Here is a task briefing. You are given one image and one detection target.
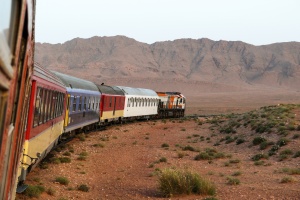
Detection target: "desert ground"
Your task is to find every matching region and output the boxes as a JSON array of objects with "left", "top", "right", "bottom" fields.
[{"left": 17, "top": 91, "right": 300, "bottom": 200}]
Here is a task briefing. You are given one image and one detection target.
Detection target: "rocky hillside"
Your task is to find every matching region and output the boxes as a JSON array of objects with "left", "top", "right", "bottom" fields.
[{"left": 35, "top": 36, "right": 300, "bottom": 94}]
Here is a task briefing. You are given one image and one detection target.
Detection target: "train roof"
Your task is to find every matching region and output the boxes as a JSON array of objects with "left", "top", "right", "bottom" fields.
[
  {"left": 115, "top": 86, "right": 158, "bottom": 97},
  {"left": 156, "top": 92, "right": 185, "bottom": 98},
  {"left": 51, "top": 71, "right": 99, "bottom": 91},
  {"left": 34, "top": 63, "right": 65, "bottom": 89},
  {"left": 96, "top": 84, "right": 124, "bottom": 95}
]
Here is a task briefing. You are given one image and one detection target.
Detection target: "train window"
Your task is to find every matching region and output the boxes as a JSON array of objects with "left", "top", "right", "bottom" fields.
[
  {"left": 131, "top": 98, "right": 134, "bottom": 107},
  {"left": 55, "top": 92, "right": 59, "bottom": 117},
  {"left": 53, "top": 92, "right": 59, "bottom": 118},
  {"left": 0, "top": 0, "right": 13, "bottom": 74},
  {"left": 51, "top": 92, "right": 56, "bottom": 118},
  {"left": 0, "top": 0, "right": 12, "bottom": 42},
  {"left": 88, "top": 97, "right": 91, "bottom": 110},
  {"left": 33, "top": 87, "right": 41, "bottom": 127},
  {"left": 72, "top": 96, "right": 76, "bottom": 112},
  {"left": 92, "top": 97, "right": 95, "bottom": 110},
  {"left": 78, "top": 96, "right": 82, "bottom": 111},
  {"left": 95, "top": 98, "right": 99, "bottom": 110},
  {"left": 57, "top": 93, "right": 61, "bottom": 116},
  {"left": 52, "top": 92, "right": 56, "bottom": 118},
  {"left": 47, "top": 91, "right": 52, "bottom": 120},
  {"left": 127, "top": 98, "right": 130, "bottom": 107},
  {"left": 38, "top": 88, "right": 45, "bottom": 125},
  {"left": 54, "top": 92, "right": 59, "bottom": 117},
  {"left": 59, "top": 93, "right": 64, "bottom": 116},
  {"left": 43, "top": 90, "right": 49, "bottom": 122},
  {"left": 60, "top": 93, "right": 64, "bottom": 115},
  {"left": 83, "top": 97, "right": 86, "bottom": 110},
  {"left": 109, "top": 97, "right": 112, "bottom": 107}
]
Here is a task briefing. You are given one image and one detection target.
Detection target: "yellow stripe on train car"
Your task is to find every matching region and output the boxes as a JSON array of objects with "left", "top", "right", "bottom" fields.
[
  {"left": 101, "top": 110, "right": 124, "bottom": 120},
  {"left": 64, "top": 94, "right": 70, "bottom": 127},
  {"left": 21, "top": 120, "right": 64, "bottom": 171}
]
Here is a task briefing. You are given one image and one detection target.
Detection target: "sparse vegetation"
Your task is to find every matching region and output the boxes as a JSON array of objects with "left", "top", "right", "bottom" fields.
[
  {"left": 92, "top": 143, "right": 104, "bottom": 148},
  {"left": 182, "top": 145, "right": 196, "bottom": 152},
  {"left": 236, "top": 138, "right": 245, "bottom": 145},
  {"left": 254, "top": 160, "right": 265, "bottom": 166},
  {"left": 232, "top": 171, "right": 242, "bottom": 176},
  {"left": 293, "top": 134, "right": 300, "bottom": 139},
  {"left": 158, "top": 168, "right": 216, "bottom": 197},
  {"left": 59, "top": 157, "right": 71, "bottom": 163},
  {"left": 78, "top": 184, "right": 90, "bottom": 192},
  {"left": 63, "top": 151, "right": 71, "bottom": 156},
  {"left": 229, "top": 159, "right": 240, "bottom": 164},
  {"left": 293, "top": 151, "right": 300, "bottom": 158},
  {"left": 227, "top": 177, "right": 240, "bottom": 185},
  {"left": 24, "top": 185, "right": 45, "bottom": 198},
  {"left": 159, "top": 157, "right": 167, "bottom": 163},
  {"left": 161, "top": 143, "right": 169, "bottom": 148},
  {"left": 55, "top": 177, "right": 69, "bottom": 185},
  {"left": 177, "top": 151, "right": 185, "bottom": 158},
  {"left": 280, "top": 168, "right": 300, "bottom": 175},
  {"left": 251, "top": 153, "right": 268, "bottom": 161},
  {"left": 194, "top": 148, "right": 225, "bottom": 161},
  {"left": 280, "top": 176, "right": 296, "bottom": 183},
  {"left": 47, "top": 187, "right": 55, "bottom": 196},
  {"left": 252, "top": 137, "right": 267, "bottom": 145},
  {"left": 277, "top": 138, "right": 290, "bottom": 147}
]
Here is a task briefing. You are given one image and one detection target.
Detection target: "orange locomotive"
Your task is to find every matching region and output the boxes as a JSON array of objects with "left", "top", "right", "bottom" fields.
[
  {"left": 0, "top": 0, "right": 35, "bottom": 199},
  {"left": 156, "top": 92, "right": 186, "bottom": 118}
]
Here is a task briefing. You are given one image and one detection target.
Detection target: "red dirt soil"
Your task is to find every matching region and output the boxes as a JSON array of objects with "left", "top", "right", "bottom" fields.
[{"left": 17, "top": 116, "right": 300, "bottom": 200}]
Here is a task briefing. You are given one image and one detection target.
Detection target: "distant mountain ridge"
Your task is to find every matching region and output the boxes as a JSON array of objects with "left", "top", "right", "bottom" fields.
[{"left": 35, "top": 36, "right": 300, "bottom": 95}]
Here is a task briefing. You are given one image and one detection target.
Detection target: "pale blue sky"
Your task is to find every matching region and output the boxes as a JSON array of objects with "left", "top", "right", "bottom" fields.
[{"left": 35, "top": 0, "right": 300, "bottom": 45}]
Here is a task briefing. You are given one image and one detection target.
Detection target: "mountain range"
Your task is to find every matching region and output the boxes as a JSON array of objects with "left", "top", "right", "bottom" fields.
[{"left": 35, "top": 36, "right": 300, "bottom": 96}]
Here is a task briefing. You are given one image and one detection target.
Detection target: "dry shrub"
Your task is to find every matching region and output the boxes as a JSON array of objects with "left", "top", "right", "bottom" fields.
[{"left": 158, "top": 168, "right": 216, "bottom": 197}]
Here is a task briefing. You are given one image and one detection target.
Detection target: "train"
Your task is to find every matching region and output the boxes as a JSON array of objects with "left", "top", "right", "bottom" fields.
[
  {"left": 0, "top": 0, "right": 185, "bottom": 199},
  {"left": 18, "top": 62, "right": 186, "bottom": 190}
]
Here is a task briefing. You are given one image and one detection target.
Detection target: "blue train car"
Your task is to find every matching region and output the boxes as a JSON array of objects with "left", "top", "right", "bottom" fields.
[{"left": 52, "top": 71, "right": 101, "bottom": 133}]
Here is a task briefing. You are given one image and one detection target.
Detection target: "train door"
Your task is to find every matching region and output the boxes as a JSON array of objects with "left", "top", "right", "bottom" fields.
[{"left": 64, "top": 94, "right": 70, "bottom": 127}]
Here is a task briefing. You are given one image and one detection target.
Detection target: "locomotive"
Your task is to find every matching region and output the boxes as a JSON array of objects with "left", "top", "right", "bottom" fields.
[{"left": 0, "top": 0, "right": 185, "bottom": 198}]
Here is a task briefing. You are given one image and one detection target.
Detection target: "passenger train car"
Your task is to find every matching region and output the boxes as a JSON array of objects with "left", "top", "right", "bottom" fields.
[
  {"left": 117, "top": 86, "right": 159, "bottom": 120},
  {"left": 52, "top": 71, "right": 101, "bottom": 133},
  {"left": 97, "top": 84, "right": 125, "bottom": 124},
  {"left": 0, "top": 0, "right": 35, "bottom": 199},
  {"left": 19, "top": 63, "right": 66, "bottom": 185}
]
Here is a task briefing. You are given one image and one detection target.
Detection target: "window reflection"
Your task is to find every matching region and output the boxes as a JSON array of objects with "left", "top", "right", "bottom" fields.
[{"left": 0, "top": 0, "right": 12, "bottom": 43}]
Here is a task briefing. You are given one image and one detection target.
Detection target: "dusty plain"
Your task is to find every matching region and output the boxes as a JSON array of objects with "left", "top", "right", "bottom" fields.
[{"left": 17, "top": 91, "right": 300, "bottom": 200}]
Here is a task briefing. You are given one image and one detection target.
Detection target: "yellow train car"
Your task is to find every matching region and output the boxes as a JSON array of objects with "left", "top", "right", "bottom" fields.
[{"left": 18, "top": 63, "right": 66, "bottom": 189}]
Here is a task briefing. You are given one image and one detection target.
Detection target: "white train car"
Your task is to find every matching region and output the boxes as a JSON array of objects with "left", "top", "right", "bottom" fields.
[{"left": 116, "top": 86, "right": 159, "bottom": 119}]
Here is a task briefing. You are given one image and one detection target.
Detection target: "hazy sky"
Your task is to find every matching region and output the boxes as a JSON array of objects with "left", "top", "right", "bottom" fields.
[{"left": 35, "top": 0, "right": 300, "bottom": 46}]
